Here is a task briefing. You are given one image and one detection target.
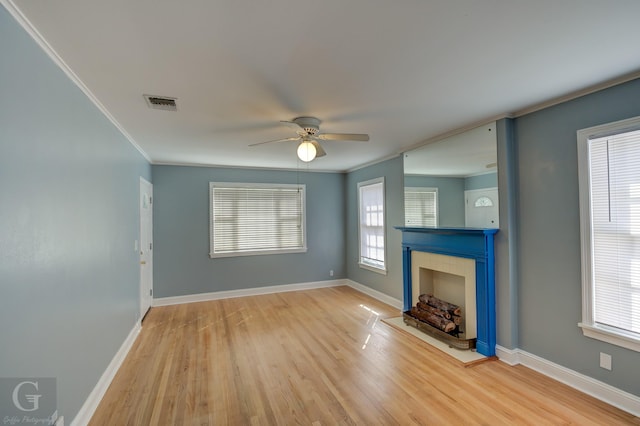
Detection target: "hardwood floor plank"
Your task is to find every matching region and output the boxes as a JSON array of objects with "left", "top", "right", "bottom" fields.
[{"left": 90, "top": 286, "right": 640, "bottom": 425}]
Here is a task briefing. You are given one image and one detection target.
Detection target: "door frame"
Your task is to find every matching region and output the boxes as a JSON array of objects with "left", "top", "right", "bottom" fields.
[
  {"left": 464, "top": 187, "right": 499, "bottom": 228},
  {"left": 139, "top": 177, "right": 153, "bottom": 321}
]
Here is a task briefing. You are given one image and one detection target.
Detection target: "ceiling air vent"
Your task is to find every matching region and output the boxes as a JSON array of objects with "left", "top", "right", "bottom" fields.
[{"left": 144, "top": 94, "right": 177, "bottom": 111}]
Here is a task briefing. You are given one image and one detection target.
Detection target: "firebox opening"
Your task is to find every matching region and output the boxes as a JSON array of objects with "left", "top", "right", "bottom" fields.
[
  {"left": 410, "top": 251, "right": 477, "bottom": 341},
  {"left": 418, "top": 269, "right": 467, "bottom": 337}
]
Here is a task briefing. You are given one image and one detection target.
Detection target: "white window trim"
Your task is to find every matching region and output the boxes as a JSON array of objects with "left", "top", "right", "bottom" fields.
[
  {"left": 404, "top": 186, "right": 439, "bottom": 227},
  {"left": 209, "top": 182, "right": 307, "bottom": 258},
  {"left": 357, "top": 177, "right": 387, "bottom": 275},
  {"left": 577, "top": 115, "right": 640, "bottom": 353}
]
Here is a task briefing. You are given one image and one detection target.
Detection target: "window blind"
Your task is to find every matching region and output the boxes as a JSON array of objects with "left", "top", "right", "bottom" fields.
[
  {"left": 589, "top": 129, "right": 640, "bottom": 335},
  {"left": 359, "top": 179, "right": 385, "bottom": 270},
  {"left": 404, "top": 187, "right": 437, "bottom": 226},
  {"left": 210, "top": 183, "right": 306, "bottom": 257}
]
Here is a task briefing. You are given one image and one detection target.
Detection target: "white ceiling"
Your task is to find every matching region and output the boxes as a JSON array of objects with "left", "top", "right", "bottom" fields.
[{"left": 8, "top": 0, "right": 640, "bottom": 172}]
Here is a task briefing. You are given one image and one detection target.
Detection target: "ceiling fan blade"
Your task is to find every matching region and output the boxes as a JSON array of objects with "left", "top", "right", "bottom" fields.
[
  {"left": 317, "top": 133, "right": 369, "bottom": 142},
  {"left": 248, "top": 136, "right": 300, "bottom": 147},
  {"left": 311, "top": 140, "right": 326, "bottom": 157}
]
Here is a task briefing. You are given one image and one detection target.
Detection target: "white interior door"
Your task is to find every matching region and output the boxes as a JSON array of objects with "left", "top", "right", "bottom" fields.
[
  {"left": 140, "top": 177, "right": 153, "bottom": 320},
  {"left": 465, "top": 187, "right": 499, "bottom": 228}
]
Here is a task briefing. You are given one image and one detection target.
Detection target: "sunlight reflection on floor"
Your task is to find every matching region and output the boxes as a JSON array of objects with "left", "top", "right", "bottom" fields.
[{"left": 359, "top": 304, "right": 380, "bottom": 349}]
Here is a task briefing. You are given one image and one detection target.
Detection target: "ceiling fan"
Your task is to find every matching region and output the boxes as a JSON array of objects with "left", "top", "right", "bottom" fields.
[{"left": 249, "top": 116, "right": 370, "bottom": 162}]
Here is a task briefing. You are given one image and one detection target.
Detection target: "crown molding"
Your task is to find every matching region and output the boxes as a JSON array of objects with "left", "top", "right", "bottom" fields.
[
  {"left": 512, "top": 70, "right": 640, "bottom": 118},
  {"left": 152, "top": 160, "right": 344, "bottom": 174},
  {"left": 1, "top": 0, "right": 151, "bottom": 163},
  {"left": 345, "top": 152, "right": 403, "bottom": 173}
]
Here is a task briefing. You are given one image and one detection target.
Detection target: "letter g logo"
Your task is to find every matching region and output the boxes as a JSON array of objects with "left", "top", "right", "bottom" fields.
[{"left": 12, "top": 381, "right": 41, "bottom": 412}]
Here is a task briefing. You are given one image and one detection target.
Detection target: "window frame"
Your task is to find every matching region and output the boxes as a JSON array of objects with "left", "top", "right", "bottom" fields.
[
  {"left": 209, "top": 182, "right": 307, "bottom": 258},
  {"left": 357, "top": 177, "right": 387, "bottom": 274},
  {"left": 577, "top": 115, "right": 640, "bottom": 353},
  {"left": 404, "top": 186, "right": 438, "bottom": 227}
]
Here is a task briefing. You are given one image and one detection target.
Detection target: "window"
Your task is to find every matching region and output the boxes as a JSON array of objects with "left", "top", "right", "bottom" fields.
[
  {"left": 405, "top": 187, "right": 438, "bottom": 226},
  {"left": 210, "top": 182, "right": 306, "bottom": 258},
  {"left": 577, "top": 116, "right": 640, "bottom": 352},
  {"left": 358, "top": 177, "right": 386, "bottom": 273},
  {"left": 474, "top": 196, "right": 494, "bottom": 207}
]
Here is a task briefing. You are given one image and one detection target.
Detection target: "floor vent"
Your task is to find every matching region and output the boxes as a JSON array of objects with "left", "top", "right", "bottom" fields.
[{"left": 144, "top": 94, "right": 177, "bottom": 111}]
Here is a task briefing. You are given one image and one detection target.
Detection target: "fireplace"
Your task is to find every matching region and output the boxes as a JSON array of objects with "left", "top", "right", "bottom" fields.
[
  {"left": 411, "top": 251, "right": 476, "bottom": 341},
  {"left": 396, "top": 227, "right": 497, "bottom": 356}
]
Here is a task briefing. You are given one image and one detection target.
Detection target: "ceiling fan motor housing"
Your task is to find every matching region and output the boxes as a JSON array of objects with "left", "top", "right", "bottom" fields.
[{"left": 293, "top": 116, "right": 321, "bottom": 135}]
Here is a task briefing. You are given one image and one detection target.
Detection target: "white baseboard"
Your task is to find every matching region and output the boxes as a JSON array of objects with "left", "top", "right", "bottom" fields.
[
  {"left": 495, "top": 344, "right": 520, "bottom": 366},
  {"left": 344, "top": 279, "right": 403, "bottom": 311},
  {"left": 152, "top": 279, "right": 404, "bottom": 311},
  {"left": 71, "top": 321, "right": 141, "bottom": 426},
  {"left": 496, "top": 345, "right": 640, "bottom": 417},
  {"left": 152, "top": 279, "right": 346, "bottom": 307}
]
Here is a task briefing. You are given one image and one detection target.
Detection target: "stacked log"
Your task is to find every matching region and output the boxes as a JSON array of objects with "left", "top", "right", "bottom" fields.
[
  {"left": 410, "top": 306, "right": 456, "bottom": 333},
  {"left": 410, "top": 294, "right": 462, "bottom": 334},
  {"left": 418, "top": 294, "right": 461, "bottom": 316},
  {"left": 416, "top": 302, "right": 450, "bottom": 319}
]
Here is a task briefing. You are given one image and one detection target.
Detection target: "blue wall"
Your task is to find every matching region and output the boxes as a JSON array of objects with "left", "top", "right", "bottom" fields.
[
  {"left": 465, "top": 172, "right": 497, "bottom": 190},
  {"left": 495, "top": 118, "right": 519, "bottom": 350},
  {"left": 0, "top": 6, "right": 151, "bottom": 422},
  {"left": 346, "top": 157, "right": 404, "bottom": 300},
  {"left": 152, "top": 165, "right": 345, "bottom": 297},
  {"left": 153, "top": 156, "right": 405, "bottom": 304},
  {"left": 514, "top": 78, "right": 640, "bottom": 396}
]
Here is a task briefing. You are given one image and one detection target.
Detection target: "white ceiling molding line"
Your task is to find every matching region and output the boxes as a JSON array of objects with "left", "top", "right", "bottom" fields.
[
  {"left": 1, "top": 0, "right": 152, "bottom": 163},
  {"left": 397, "top": 113, "right": 511, "bottom": 159},
  {"left": 512, "top": 69, "right": 640, "bottom": 118},
  {"left": 152, "top": 160, "right": 342, "bottom": 174},
  {"left": 344, "top": 152, "right": 404, "bottom": 174}
]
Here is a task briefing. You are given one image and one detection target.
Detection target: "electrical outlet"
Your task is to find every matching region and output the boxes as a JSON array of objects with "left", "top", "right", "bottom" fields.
[
  {"left": 330, "top": 270, "right": 334, "bottom": 277},
  {"left": 600, "top": 352, "right": 612, "bottom": 370}
]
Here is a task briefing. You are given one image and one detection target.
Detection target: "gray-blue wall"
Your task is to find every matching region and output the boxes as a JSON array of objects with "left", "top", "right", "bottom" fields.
[
  {"left": 514, "top": 78, "right": 640, "bottom": 396},
  {"left": 152, "top": 165, "right": 345, "bottom": 297},
  {"left": 154, "top": 156, "right": 405, "bottom": 304},
  {"left": 0, "top": 6, "right": 151, "bottom": 422},
  {"left": 404, "top": 175, "right": 465, "bottom": 227},
  {"left": 346, "top": 157, "right": 404, "bottom": 300},
  {"left": 465, "top": 172, "right": 497, "bottom": 190},
  {"left": 496, "top": 118, "right": 518, "bottom": 350}
]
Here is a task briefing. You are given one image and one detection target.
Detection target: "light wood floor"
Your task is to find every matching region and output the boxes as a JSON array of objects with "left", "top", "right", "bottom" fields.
[{"left": 90, "top": 286, "right": 640, "bottom": 425}]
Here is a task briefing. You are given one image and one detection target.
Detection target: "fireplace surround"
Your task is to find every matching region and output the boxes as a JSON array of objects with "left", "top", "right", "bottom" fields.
[{"left": 396, "top": 227, "right": 498, "bottom": 356}]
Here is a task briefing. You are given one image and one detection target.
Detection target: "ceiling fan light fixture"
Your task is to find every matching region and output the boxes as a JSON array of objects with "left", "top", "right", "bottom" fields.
[
  {"left": 297, "top": 141, "right": 317, "bottom": 162},
  {"left": 250, "top": 116, "right": 369, "bottom": 162}
]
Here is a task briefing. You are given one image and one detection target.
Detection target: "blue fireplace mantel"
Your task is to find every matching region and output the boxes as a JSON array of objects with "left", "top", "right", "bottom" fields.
[{"left": 395, "top": 227, "right": 498, "bottom": 356}]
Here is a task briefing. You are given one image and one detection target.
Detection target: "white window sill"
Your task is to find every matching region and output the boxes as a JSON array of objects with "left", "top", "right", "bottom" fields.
[
  {"left": 210, "top": 247, "right": 307, "bottom": 258},
  {"left": 358, "top": 262, "right": 387, "bottom": 275},
  {"left": 578, "top": 322, "right": 640, "bottom": 353}
]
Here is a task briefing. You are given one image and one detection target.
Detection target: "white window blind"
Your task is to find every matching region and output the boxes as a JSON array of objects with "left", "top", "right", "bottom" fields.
[
  {"left": 358, "top": 178, "right": 386, "bottom": 272},
  {"left": 589, "top": 130, "right": 640, "bottom": 336},
  {"left": 209, "top": 183, "right": 306, "bottom": 258},
  {"left": 405, "top": 187, "right": 438, "bottom": 226}
]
